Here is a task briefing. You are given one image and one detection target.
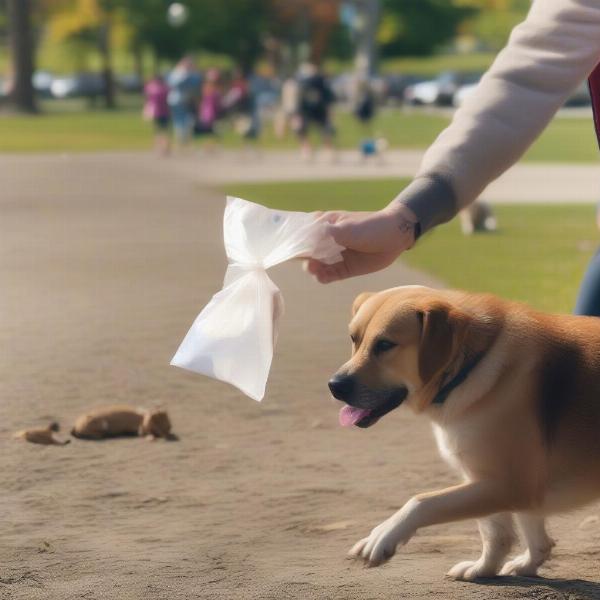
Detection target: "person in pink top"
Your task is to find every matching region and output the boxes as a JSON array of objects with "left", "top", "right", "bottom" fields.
[{"left": 143, "top": 75, "right": 171, "bottom": 156}]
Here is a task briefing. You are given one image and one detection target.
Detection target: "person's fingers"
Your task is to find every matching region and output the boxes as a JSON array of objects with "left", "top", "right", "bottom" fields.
[
  {"left": 304, "top": 258, "right": 321, "bottom": 275},
  {"left": 326, "top": 219, "right": 361, "bottom": 249},
  {"left": 318, "top": 211, "right": 345, "bottom": 225},
  {"left": 309, "top": 258, "right": 351, "bottom": 284}
]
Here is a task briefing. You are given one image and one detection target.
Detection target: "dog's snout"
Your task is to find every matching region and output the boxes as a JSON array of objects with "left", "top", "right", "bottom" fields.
[{"left": 328, "top": 374, "right": 355, "bottom": 400}]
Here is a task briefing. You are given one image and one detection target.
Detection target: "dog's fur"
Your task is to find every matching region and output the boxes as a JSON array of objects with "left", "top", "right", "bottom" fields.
[
  {"left": 71, "top": 405, "right": 173, "bottom": 440},
  {"left": 330, "top": 285, "right": 600, "bottom": 579},
  {"left": 15, "top": 422, "right": 70, "bottom": 445}
]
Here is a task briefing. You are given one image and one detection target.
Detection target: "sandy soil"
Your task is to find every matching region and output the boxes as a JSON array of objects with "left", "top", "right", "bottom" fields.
[{"left": 1, "top": 154, "right": 599, "bottom": 600}]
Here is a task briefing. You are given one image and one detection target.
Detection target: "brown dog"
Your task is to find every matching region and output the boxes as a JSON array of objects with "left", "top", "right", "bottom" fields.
[
  {"left": 15, "top": 422, "right": 70, "bottom": 445},
  {"left": 71, "top": 405, "right": 173, "bottom": 440},
  {"left": 329, "top": 285, "right": 600, "bottom": 579}
]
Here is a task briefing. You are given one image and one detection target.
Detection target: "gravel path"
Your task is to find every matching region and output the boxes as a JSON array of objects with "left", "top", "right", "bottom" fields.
[{"left": 1, "top": 153, "right": 599, "bottom": 599}]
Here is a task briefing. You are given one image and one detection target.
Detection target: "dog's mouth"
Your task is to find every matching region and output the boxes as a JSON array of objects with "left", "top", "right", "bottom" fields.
[{"left": 338, "top": 388, "right": 407, "bottom": 428}]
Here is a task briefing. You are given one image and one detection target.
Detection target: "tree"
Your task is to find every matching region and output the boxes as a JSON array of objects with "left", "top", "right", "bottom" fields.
[
  {"left": 47, "top": 0, "right": 118, "bottom": 108},
  {"left": 457, "top": 0, "right": 529, "bottom": 50},
  {"left": 6, "top": 0, "right": 37, "bottom": 112},
  {"left": 378, "top": 0, "right": 476, "bottom": 57},
  {"left": 271, "top": 0, "right": 343, "bottom": 67},
  {"left": 120, "top": 0, "right": 194, "bottom": 67}
]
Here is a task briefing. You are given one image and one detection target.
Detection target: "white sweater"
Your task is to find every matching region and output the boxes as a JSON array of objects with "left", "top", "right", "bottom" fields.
[{"left": 398, "top": 0, "right": 600, "bottom": 233}]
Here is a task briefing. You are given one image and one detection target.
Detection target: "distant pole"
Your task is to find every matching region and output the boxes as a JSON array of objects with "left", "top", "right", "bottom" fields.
[
  {"left": 98, "top": 20, "right": 116, "bottom": 109},
  {"left": 353, "top": 0, "right": 380, "bottom": 76},
  {"left": 6, "top": 0, "right": 37, "bottom": 113}
]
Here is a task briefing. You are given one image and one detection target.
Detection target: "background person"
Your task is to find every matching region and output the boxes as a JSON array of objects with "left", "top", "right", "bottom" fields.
[
  {"left": 274, "top": 74, "right": 299, "bottom": 139},
  {"left": 223, "top": 69, "right": 262, "bottom": 150},
  {"left": 196, "top": 68, "right": 222, "bottom": 152},
  {"left": 167, "top": 56, "right": 201, "bottom": 148},
  {"left": 142, "top": 74, "right": 171, "bottom": 156},
  {"left": 574, "top": 202, "right": 600, "bottom": 316},
  {"left": 296, "top": 63, "right": 336, "bottom": 160},
  {"left": 307, "top": 0, "right": 600, "bottom": 313}
]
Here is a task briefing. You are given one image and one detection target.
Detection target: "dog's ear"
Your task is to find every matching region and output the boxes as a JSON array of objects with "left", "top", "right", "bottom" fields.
[
  {"left": 352, "top": 292, "right": 375, "bottom": 316},
  {"left": 416, "top": 303, "right": 468, "bottom": 410}
]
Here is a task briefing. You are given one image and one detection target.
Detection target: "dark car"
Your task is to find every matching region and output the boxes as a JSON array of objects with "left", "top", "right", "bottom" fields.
[
  {"left": 383, "top": 74, "right": 426, "bottom": 105},
  {"left": 50, "top": 73, "right": 105, "bottom": 99},
  {"left": 116, "top": 73, "right": 143, "bottom": 94}
]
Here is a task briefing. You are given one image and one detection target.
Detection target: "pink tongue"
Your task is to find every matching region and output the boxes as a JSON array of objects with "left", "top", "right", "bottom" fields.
[{"left": 339, "top": 405, "right": 372, "bottom": 427}]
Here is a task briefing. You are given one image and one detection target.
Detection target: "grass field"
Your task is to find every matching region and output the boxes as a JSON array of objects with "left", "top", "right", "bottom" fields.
[
  {"left": 226, "top": 178, "right": 598, "bottom": 314},
  {"left": 1, "top": 101, "right": 597, "bottom": 161}
]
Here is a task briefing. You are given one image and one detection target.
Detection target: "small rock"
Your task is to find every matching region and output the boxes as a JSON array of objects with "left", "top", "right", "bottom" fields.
[
  {"left": 313, "top": 520, "right": 356, "bottom": 532},
  {"left": 578, "top": 515, "right": 599, "bottom": 529}
]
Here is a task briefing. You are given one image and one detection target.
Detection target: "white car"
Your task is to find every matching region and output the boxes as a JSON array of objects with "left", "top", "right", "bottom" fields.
[
  {"left": 403, "top": 79, "right": 440, "bottom": 106},
  {"left": 453, "top": 83, "right": 478, "bottom": 107}
]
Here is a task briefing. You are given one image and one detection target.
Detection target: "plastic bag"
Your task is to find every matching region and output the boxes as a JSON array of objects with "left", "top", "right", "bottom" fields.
[{"left": 171, "top": 196, "right": 343, "bottom": 400}]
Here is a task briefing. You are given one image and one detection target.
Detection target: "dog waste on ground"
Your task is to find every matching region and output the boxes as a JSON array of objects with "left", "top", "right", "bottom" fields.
[{"left": 171, "top": 196, "right": 343, "bottom": 400}]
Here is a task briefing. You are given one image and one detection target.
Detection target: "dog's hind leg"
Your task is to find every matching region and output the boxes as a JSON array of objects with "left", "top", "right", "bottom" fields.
[
  {"left": 447, "top": 512, "right": 516, "bottom": 581},
  {"left": 499, "top": 513, "right": 554, "bottom": 576}
]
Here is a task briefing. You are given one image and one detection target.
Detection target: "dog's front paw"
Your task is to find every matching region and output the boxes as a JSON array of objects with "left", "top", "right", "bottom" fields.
[
  {"left": 348, "top": 518, "right": 414, "bottom": 567},
  {"left": 446, "top": 559, "right": 498, "bottom": 581}
]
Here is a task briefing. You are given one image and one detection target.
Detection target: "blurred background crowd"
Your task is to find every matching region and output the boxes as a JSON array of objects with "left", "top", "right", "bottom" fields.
[{"left": 5, "top": 0, "right": 588, "bottom": 160}]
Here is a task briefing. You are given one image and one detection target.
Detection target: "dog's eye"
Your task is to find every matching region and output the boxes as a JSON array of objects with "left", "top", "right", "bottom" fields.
[{"left": 373, "top": 339, "right": 397, "bottom": 355}]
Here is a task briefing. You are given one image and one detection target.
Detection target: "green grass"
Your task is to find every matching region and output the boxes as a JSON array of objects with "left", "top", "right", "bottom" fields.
[
  {"left": 0, "top": 101, "right": 597, "bottom": 161},
  {"left": 380, "top": 52, "right": 497, "bottom": 76},
  {"left": 226, "top": 178, "right": 598, "bottom": 314},
  {"left": 0, "top": 103, "right": 150, "bottom": 152}
]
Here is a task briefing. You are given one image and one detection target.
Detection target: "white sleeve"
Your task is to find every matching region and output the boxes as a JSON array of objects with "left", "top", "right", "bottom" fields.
[{"left": 398, "top": 0, "right": 600, "bottom": 233}]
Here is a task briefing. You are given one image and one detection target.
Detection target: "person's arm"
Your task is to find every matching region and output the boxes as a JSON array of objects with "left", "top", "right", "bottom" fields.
[
  {"left": 400, "top": 0, "right": 600, "bottom": 233},
  {"left": 309, "top": 0, "right": 600, "bottom": 283}
]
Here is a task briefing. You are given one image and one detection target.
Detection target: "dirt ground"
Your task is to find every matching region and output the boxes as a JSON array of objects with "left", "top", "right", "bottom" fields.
[{"left": 1, "top": 154, "right": 599, "bottom": 600}]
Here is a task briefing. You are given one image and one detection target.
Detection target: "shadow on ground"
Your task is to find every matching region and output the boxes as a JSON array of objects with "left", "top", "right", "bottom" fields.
[{"left": 477, "top": 575, "right": 600, "bottom": 600}]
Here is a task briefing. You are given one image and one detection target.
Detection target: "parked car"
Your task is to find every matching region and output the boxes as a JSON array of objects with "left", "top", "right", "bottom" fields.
[
  {"left": 0, "top": 76, "right": 9, "bottom": 98},
  {"left": 454, "top": 77, "right": 591, "bottom": 108},
  {"left": 116, "top": 73, "right": 143, "bottom": 94},
  {"left": 50, "top": 73, "right": 105, "bottom": 99},
  {"left": 33, "top": 71, "right": 54, "bottom": 98},
  {"left": 331, "top": 72, "right": 386, "bottom": 104},
  {"left": 383, "top": 74, "right": 426, "bottom": 105},
  {"left": 405, "top": 71, "right": 482, "bottom": 106}
]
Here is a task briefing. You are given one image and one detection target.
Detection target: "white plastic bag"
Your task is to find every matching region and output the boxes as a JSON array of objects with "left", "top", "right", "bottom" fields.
[{"left": 171, "top": 196, "right": 343, "bottom": 400}]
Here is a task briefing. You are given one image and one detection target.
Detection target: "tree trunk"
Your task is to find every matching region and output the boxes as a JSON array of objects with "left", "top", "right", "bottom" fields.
[
  {"left": 6, "top": 0, "right": 37, "bottom": 113},
  {"left": 98, "top": 21, "right": 116, "bottom": 109},
  {"left": 354, "top": 0, "right": 380, "bottom": 76},
  {"left": 132, "top": 42, "right": 144, "bottom": 83}
]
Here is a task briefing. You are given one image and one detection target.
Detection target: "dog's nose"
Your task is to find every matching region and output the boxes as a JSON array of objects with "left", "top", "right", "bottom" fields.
[{"left": 328, "top": 374, "right": 355, "bottom": 400}]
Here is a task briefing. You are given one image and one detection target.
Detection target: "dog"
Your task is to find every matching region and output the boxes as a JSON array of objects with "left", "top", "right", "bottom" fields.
[
  {"left": 71, "top": 405, "right": 174, "bottom": 440},
  {"left": 329, "top": 285, "right": 600, "bottom": 579},
  {"left": 459, "top": 200, "right": 497, "bottom": 235},
  {"left": 15, "top": 422, "right": 70, "bottom": 445}
]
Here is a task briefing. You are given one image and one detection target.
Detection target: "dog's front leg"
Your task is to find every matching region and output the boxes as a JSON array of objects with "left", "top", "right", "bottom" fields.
[{"left": 349, "top": 480, "right": 517, "bottom": 568}]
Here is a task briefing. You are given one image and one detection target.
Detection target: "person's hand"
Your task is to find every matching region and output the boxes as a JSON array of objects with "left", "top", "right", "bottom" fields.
[{"left": 307, "top": 203, "right": 418, "bottom": 283}]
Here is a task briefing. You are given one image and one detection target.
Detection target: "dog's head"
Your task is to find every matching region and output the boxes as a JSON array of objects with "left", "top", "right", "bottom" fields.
[
  {"left": 329, "top": 286, "right": 474, "bottom": 428},
  {"left": 141, "top": 409, "right": 173, "bottom": 438}
]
